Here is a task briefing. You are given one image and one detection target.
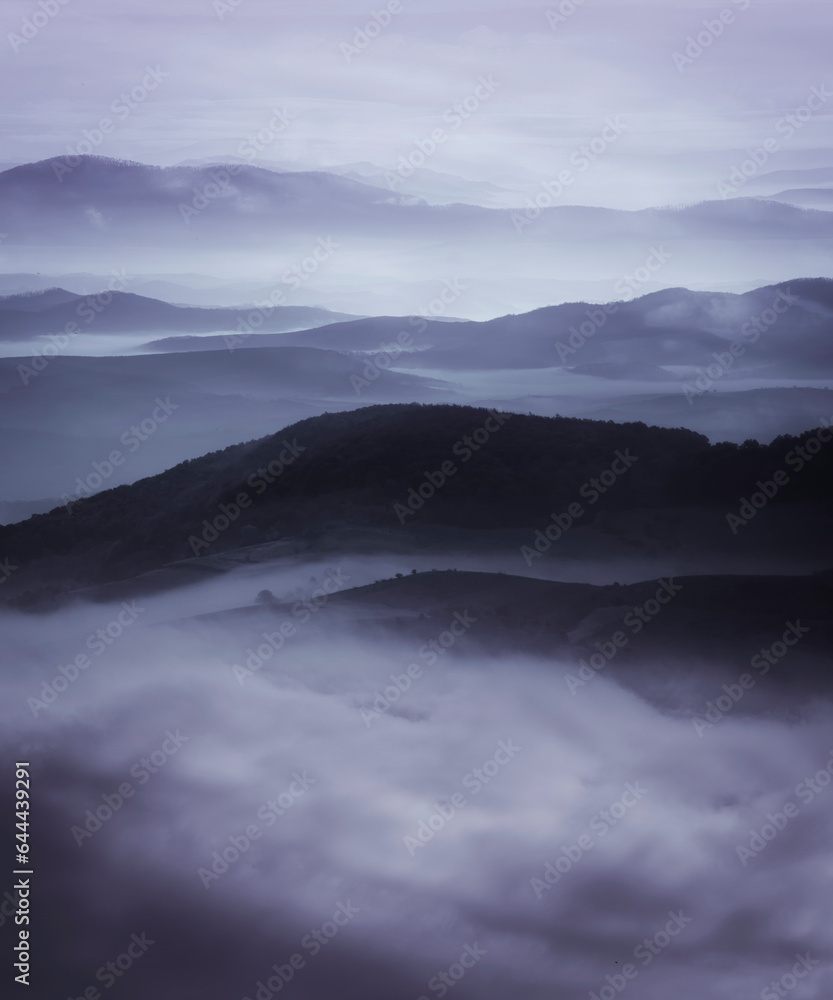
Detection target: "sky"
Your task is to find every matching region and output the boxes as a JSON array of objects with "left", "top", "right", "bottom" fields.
[
  {"left": 2, "top": 0, "right": 833, "bottom": 208},
  {"left": 1, "top": 6, "right": 833, "bottom": 994}
]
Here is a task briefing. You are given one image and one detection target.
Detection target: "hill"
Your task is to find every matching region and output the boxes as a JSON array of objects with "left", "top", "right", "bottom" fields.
[
  {"left": 1, "top": 403, "right": 831, "bottom": 605},
  {"left": 144, "top": 279, "right": 833, "bottom": 377},
  {"left": 3, "top": 157, "right": 832, "bottom": 249},
  {"left": 0, "top": 289, "right": 355, "bottom": 341}
]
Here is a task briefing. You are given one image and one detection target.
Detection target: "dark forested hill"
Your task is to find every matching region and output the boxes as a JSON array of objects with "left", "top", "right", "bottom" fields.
[{"left": 1, "top": 403, "right": 831, "bottom": 604}]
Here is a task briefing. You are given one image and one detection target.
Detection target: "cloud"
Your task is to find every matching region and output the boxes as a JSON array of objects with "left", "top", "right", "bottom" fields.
[
  {"left": 2, "top": 1, "right": 832, "bottom": 209},
  {"left": 2, "top": 591, "right": 832, "bottom": 998}
]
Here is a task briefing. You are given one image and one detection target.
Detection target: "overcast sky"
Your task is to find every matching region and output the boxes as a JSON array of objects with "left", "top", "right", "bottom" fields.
[{"left": 2, "top": 0, "right": 832, "bottom": 207}]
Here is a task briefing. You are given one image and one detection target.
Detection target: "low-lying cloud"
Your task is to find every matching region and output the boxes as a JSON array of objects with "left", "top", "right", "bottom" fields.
[{"left": 2, "top": 584, "right": 831, "bottom": 999}]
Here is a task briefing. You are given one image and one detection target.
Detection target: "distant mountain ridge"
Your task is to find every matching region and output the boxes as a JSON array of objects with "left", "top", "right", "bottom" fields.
[
  {"left": 2, "top": 156, "right": 832, "bottom": 249},
  {"left": 0, "top": 347, "right": 449, "bottom": 500},
  {"left": 0, "top": 289, "right": 357, "bottom": 340},
  {"left": 3, "top": 278, "right": 831, "bottom": 381},
  {"left": 0, "top": 287, "right": 81, "bottom": 312},
  {"left": 143, "top": 278, "right": 833, "bottom": 376},
  {"left": 176, "top": 155, "right": 510, "bottom": 207}
]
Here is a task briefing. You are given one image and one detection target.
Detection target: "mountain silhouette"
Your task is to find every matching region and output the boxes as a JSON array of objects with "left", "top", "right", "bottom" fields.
[{"left": 2, "top": 403, "right": 831, "bottom": 606}]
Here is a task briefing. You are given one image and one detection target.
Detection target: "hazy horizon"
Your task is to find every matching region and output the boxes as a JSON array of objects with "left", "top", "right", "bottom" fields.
[{"left": 2, "top": 2, "right": 832, "bottom": 998}]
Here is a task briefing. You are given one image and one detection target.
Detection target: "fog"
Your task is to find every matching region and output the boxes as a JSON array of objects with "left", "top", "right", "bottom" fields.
[
  {"left": 4, "top": 0, "right": 833, "bottom": 216},
  {"left": 3, "top": 1, "right": 832, "bottom": 995},
  {"left": 3, "top": 574, "right": 832, "bottom": 999}
]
